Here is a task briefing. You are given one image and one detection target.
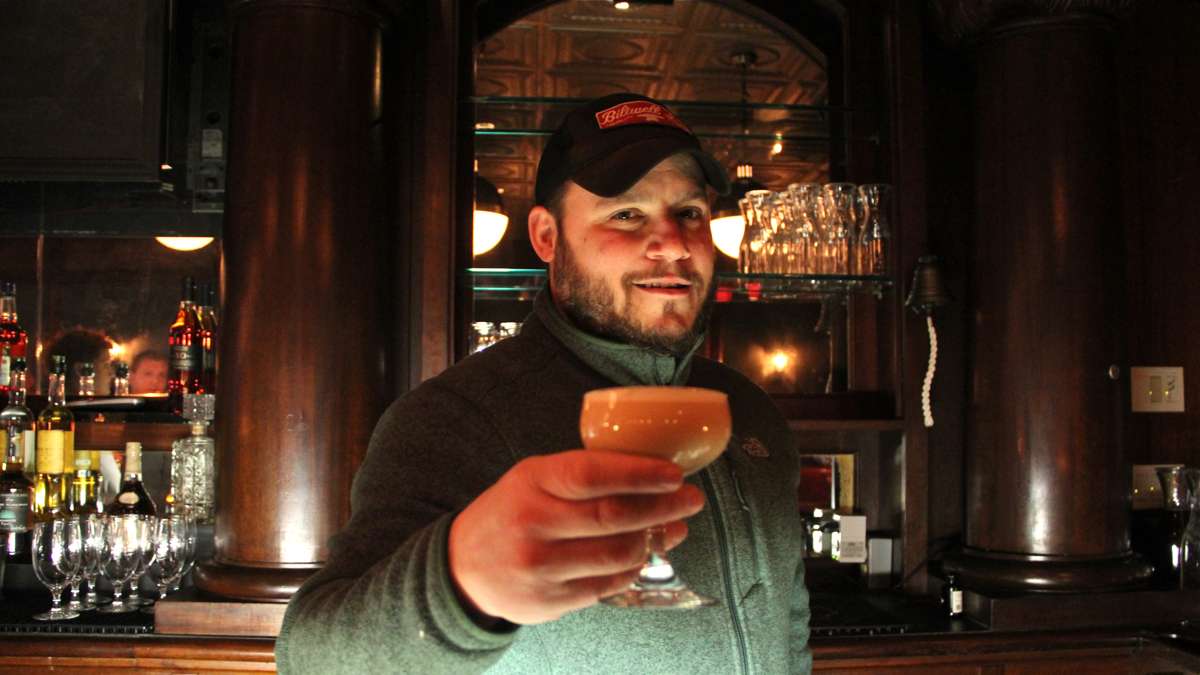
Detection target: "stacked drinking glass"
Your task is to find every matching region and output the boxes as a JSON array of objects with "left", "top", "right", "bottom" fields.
[
  {"left": 736, "top": 183, "right": 893, "bottom": 277},
  {"left": 29, "top": 512, "right": 196, "bottom": 621}
]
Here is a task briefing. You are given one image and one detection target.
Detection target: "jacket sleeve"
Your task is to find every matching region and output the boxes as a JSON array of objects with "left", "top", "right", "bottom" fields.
[
  {"left": 789, "top": 556, "right": 813, "bottom": 674},
  {"left": 275, "top": 385, "right": 518, "bottom": 674}
]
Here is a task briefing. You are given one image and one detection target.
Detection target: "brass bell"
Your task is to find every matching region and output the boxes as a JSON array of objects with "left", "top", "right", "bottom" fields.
[{"left": 905, "top": 255, "right": 951, "bottom": 314}]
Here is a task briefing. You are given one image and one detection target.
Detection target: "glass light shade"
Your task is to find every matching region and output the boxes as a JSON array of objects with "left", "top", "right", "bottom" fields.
[
  {"left": 473, "top": 210, "right": 509, "bottom": 256},
  {"left": 710, "top": 214, "right": 745, "bottom": 259},
  {"left": 155, "top": 237, "right": 214, "bottom": 252}
]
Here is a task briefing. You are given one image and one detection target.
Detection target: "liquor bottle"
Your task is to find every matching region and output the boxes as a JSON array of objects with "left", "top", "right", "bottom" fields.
[
  {"left": 0, "top": 346, "right": 9, "bottom": 401},
  {"left": 65, "top": 452, "right": 100, "bottom": 516},
  {"left": 0, "top": 283, "right": 28, "bottom": 395},
  {"left": 108, "top": 442, "right": 157, "bottom": 516},
  {"left": 78, "top": 362, "right": 96, "bottom": 397},
  {"left": 168, "top": 277, "right": 204, "bottom": 414},
  {"left": 0, "top": 366, "right": 34, "bottom": 562},
  {"left": 198, "top": 282, "right": 218, "bottom": 395},
  {"left": 942, "top": 574, "right": 963, "bottom": 617},
  {"left": 111, "top": 360, "right": 130, "bottom": 396},
  {"left": 0, "top": 359, "right": 34, "bottom": 478},
  {"left": 34, "top": 356, "right": 73, "bottom": 519},
  {"left": 171, "top": 393, "right": 216, "bottom": 522}
]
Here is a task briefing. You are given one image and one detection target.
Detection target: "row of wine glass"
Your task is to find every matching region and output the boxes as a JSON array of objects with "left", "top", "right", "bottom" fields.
[
  {"left": 28, "top": 513, "right": 196, "bottom": 621},
  {"left": 738, "top": 183, "right": 892, "bottom": 277}
]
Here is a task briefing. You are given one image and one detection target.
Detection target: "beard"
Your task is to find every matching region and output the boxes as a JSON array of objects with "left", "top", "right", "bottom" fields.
[{"left": 551, "top": 236, "right": 715, "bottom": 356}]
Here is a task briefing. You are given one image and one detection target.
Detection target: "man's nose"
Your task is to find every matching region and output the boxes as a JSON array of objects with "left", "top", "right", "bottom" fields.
[{"left": 645, "top": 215, "right": 691, "bottom": 262}]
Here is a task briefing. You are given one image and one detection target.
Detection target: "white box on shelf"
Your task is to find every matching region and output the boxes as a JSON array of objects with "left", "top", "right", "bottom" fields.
[{"left": 831, "top": 514, "right": 867, "bottom": 563}]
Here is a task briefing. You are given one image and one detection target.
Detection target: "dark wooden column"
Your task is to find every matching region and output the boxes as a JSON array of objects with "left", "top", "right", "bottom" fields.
[
  {"left": 931, "top": 0, "right": 1150, "bottom": 592},
  {"left": 194, "top": 0, "right": 391, "bottom": 601}
]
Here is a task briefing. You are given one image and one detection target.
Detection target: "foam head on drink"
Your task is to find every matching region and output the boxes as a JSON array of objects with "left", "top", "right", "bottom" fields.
[{"left": 579, "top": 386, "right": 732, "bottom": 475}]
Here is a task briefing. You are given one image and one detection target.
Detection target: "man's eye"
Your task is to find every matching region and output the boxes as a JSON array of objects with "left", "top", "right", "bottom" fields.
[
  {"left": 678, "top": 207, "right": 706, "bottom": 223},
  {"left": 611, "top": 210, "right": 640, "bottom": 223}
]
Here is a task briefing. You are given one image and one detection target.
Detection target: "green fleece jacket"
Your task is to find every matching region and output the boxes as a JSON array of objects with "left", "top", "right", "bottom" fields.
[{"left": 275, "top": 291, "right": 812, "bottom": 674}]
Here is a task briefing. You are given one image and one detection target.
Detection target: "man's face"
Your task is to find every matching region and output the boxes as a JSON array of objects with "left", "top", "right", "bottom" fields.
[
  {"left": 130, "top": 358, "right": 168, "bottom": 394},
  {"left": 542, "top": 153, "right": 716, "bottom": 355}
]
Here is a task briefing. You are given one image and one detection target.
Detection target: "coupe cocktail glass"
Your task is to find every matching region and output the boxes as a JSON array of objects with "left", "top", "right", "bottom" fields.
[{"left": 579, "top": 386, "right": 731, "bottom": 609}]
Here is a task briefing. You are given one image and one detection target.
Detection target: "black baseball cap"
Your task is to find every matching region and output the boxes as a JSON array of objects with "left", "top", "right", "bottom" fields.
[{"left": 534, "top": 93, "right": 730, "bottom": 205}]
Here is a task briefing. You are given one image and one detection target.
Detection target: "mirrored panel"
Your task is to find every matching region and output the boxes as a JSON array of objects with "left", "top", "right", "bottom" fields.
[{"left": 0, "top": 236, "right": 219, "bottom": 396}]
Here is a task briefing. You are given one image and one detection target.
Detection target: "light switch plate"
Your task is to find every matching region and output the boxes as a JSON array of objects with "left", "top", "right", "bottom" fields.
[{"left": 1131, "top": 367, "right": 1185, "bottom": 412}]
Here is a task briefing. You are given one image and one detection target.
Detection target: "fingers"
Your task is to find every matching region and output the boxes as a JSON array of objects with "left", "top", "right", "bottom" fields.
[
  {"left": 527, "top": 484, "right": 704, "bottom": 539},
  {"left": 524, "top": 451, "right": 683, "bottom": 500},
  {"left": 533, "top": 521, "right": 690, "bottom": 582}
]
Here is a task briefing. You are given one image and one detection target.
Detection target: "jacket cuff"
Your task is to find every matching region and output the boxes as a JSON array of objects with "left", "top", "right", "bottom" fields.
[{"left": 426, "top": 512, "right": 520, "bottom": 651}]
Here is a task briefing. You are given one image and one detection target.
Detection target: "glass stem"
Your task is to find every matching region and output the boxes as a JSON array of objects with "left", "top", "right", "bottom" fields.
[
  {"left": 50, "top": 587, "right": 63, "bottom": 611},
  {"left": 637, "top": 525, "right": 678, "bottom": 586}
]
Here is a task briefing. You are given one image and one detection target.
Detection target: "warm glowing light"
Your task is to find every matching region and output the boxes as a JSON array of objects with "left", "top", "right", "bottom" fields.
[
  {"left": 755, "top": 345, "right": 799, "bottom": 381},
  {"left": 473, "top": 210, "right": 509, "bottom": 256},
  {"left": 160, "top": 163, "right": 173, "bottom": 171},
  {"left": 109, "top": 342, "right": 125, "bottom": 360},
  {"left": 614, "top": 0, "right": 631, "bottom": 8},
  {"left": 155, "top": 236, "right": 215, "bottom": 252},
  {"left": 770, "top": 133, "right": 784, "bottom": 157},
  {"left": 710, "top": 214, "right": 745, "bottom": 259}
]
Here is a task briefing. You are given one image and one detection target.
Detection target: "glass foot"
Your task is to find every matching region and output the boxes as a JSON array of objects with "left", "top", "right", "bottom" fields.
[
  {"left": 33, "top": 608, "right": 80, "bottom": 621},
  {"left": 67, "top": 600, "right": 97, "bottom": 612},
  {"left": 97, "top": 600, "right": 136, "bottom": 614},
  {"left": 601, "top": 580, "right": 717, "bottom": 609}
]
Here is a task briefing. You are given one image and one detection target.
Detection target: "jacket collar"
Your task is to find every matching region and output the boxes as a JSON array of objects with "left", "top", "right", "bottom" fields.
[{"left": 530, "top": 286, "right": 702, "bottom": 386}]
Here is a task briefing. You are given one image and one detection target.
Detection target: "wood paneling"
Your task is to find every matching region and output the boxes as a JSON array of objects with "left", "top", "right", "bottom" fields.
[
  {"left": 812, "top": 630, "right": 1200, "bottom": 674},
  {"left": 75, "top": 422, "right": 190, "bottom": 452},
  {"left": 0, "top": 1, "right": 165, "bottom": 181},
  {"left": 154, "top": 597, "right": 287, "bottom": 637},
  {"left": 0, "top": 636, "right": 276, "bottom": 674},
  {"left": 1121, "top": 1, "right": 1200, "bottom": 467}
]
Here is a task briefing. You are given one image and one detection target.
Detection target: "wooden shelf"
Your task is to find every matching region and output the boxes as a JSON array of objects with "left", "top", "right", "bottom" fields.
[
  {"left": 154, "top": 597, "right": 287, "bottom": 638},
  {"left": 75, "top": 422, "right": 192, "bottom": 452}
]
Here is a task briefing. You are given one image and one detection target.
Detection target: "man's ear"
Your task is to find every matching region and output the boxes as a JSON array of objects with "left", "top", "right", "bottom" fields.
[{"left": 528, "top": 205, "right": 557, "bottom": 264}]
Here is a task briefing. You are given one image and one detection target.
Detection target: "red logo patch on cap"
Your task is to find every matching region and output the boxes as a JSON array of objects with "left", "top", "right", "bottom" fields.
[{"left": 594, "top": 100, "right": 692, "bottom": 134}]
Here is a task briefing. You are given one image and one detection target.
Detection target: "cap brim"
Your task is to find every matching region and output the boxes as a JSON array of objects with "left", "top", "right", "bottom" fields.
[{"left": 571, "top": 136, "right": 731, "bottom": 198}]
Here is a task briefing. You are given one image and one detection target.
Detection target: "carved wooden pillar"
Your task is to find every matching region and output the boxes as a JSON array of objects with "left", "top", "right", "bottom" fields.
[
  {"left": 194, "top": 0, "right": 391, "bottom": 601},
  {"left": 931, "top": 0, "right": 1151, "bottom": 592}
]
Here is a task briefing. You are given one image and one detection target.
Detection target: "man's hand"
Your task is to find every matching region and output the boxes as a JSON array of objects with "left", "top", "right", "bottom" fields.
[{"left": 448, "top": 450, "right": 705, "bottom": 625}]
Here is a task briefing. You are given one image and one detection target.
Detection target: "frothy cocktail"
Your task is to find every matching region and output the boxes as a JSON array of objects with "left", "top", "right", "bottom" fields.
[{"left": 580, "top": 386, "right": 731, "bottom": 475}]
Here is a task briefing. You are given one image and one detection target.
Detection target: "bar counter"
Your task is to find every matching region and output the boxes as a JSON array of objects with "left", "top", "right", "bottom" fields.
[
  {"left": 4, "top": 620, "right": 1200, "bottom": 673},
  {"left": 3, "top": 589, "right": 1200, "bottom": 673}
]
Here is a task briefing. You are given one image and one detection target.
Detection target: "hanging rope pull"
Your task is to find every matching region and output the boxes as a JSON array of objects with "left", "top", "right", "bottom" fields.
[{"left": 922, "top": 314, "right": 937, "bottom": 428}]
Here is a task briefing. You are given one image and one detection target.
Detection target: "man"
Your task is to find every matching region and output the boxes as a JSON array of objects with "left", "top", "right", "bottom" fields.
[
  {"left": 276, "top": 93, "right": 811, "bottom": 674},
  {"left": 128, "top": 350, "right": 168, "bottom": 394}
]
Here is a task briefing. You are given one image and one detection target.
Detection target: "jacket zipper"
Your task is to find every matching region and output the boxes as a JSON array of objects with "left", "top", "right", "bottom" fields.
[{"left": 702, "top": 468, "right": 750, "bottom": 674}]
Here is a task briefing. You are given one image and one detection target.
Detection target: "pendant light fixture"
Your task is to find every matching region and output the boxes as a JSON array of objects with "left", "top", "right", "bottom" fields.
[
  {"left": 473, "top": 160, "right": 509, "bottom": 257},
  {"left": 710, "top": 49, "right": 766, "bottom": 259}
]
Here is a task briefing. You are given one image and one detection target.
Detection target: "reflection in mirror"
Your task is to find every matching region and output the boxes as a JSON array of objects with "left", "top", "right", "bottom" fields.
[
  {"left": 473, "top": 0, "right": 831, "bottom": 269},
  {"left": 0, "top": 237, "right": 219, "bottom": 396}
]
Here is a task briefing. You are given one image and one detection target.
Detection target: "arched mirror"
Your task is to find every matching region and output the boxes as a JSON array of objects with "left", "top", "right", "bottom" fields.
[{"left": 466, "top": 0, "right": 893, "bottom": 413}]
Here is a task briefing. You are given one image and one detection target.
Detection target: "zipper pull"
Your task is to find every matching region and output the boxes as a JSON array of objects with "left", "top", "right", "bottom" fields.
[{"left": 729, "top": 462, "right": 751, "bottom": 513}]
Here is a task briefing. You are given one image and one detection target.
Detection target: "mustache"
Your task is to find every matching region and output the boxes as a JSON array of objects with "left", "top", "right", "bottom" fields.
[{"left": 622, "top": 264, "right": 706, "bottom": 287}]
